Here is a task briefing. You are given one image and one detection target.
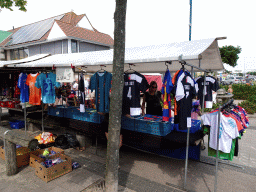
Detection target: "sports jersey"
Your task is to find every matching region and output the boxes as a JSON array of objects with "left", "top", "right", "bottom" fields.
[
  {"left": 195, "top": 75, "right": 219, "bottom": 108},
  {"left": 18, "top": 73, "right": 29, "bottom": 103},
  {"left": 202, "top": 111, "right": 239, "bottom": 153},
  {"left": 122, "top": 71, "right": 149, "bottom": 116},
  {"left": 175, "top": 72, "right": 197, "bottom": 130},
  {"left": 161, "top": 69, "right": 173, "bottom": 122},
  {"left": 35, "top": 72, "right": 60, "bottom": 104},
  {"left": 26, "top": 73, "right": 41, "bottom": 105},
  {"left": 89, "top": 71, "right": 112, "bottom": 113}
]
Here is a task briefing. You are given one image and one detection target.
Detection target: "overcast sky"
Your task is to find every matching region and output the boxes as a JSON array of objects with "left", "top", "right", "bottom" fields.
[{"left": 1, "top": 0, "right": 255, "bottom": 72}]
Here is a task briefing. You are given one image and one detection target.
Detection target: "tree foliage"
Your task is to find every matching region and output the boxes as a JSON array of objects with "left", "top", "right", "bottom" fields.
[
  {"left": 219, "top": 45, "right": 242, "bottom": 67},
  {"left": 0, "top": 0, "right": 27, "bottom": 11}
]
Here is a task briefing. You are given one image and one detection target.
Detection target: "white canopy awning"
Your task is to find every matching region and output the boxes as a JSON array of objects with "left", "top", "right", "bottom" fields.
[
  {"left": 0, "top": 54, "right": 50, "bottom": 68},
  {"left": 4, "top": 38, "right": 224, "bottom": 73}
]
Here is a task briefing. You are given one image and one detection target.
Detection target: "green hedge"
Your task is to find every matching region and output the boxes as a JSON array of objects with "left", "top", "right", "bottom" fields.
[
  {"left": 220, "top": 84, "right": 256, "bottom": 100},
  {"left": 219, "top": 84, "right": 256, "bottom": 114}
]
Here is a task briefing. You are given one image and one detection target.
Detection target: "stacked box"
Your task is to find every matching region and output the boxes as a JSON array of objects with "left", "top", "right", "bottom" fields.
[
  {"left": 48, "top": 106, "right": 65, "bottom": 117},
  {"left": 9, "top": 120, "right": 25, "bottom": 129},
  {"left": 173, "top": 119, "right": 201, "bottom": 133},
  {"left": 0, "top": 101, "right": 8, "bottom": 107},
  {"left": 34, "top": 153, "right": 72, "bottom": 182},
  {"left": 64, "top": 107, "right": 104, "bottom": 124},
  {"left": 86, "top": 109, "right": 104, "bottom": 124},
  {"left": 134, "top": 117, "right": 173, "bottom": 136},
  {"left": 7, "top": 101, "right": 15, "bottom": 108},
  {"left": 30, "top": 147, "right": 64, "bottom": 168},
  {"left": 0, "top": 146, "right": 30, "bottom": 167},
  {"left": 63, "top": 106, "right": 79, "bottom": 119},
  {"left": 121, "top": 116, "right": 136, "bottom": 131}
]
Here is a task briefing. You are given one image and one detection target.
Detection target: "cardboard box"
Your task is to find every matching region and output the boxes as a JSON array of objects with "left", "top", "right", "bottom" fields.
[
  {"left": 0, "top": 146, "right": 30, "bottom": 167},
  {"left": 34, "top": 154, "right": 72, "bottom": 182},
  {"left": 30, "top": 147, "right": 64, "bottom": 168},
  {"left": 0, "top": 146, "right": 5, "bottom": 160}
]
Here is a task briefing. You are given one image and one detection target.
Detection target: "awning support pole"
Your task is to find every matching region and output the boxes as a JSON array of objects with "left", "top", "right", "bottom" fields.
[
  {"left": 24, "top": 102, "right": 27, "bottom": 137},
  {"left": 42, "top": 102, "right": 44, "bottom": 133},
  {"left": 214, "top": 105, "right": 221, "bottom": 192},
  {"left": 184, "top": 127, "right": 190, "bottom": 189}
]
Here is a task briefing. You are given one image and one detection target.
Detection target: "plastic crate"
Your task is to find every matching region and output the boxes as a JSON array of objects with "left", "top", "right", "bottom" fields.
[
  {"left": 0, "top": 101, "right": 8, "bottom": 107},
  {"left": 87, "top": 110, "right": 104, "bottom": 124},
  {"left": 174, "top": 119, "right": 201, "bottom": 133},
  {"left": 48, "top": 106, "right": 65, "bottom": 117},
  {"left": 9, "top": 120, "right": 25, "bottom": 129},
  {"left": 64, "top": 106, "right": 81, "bottom": 120},
  {"left": 7, "top": 101, "right": 15, "bottom": 108},
  {"left": 134, "top": 116, "right": 173, "bottom": 136},
  {"left": 121, "top": 116, "right": 136, "bottom": 131}
]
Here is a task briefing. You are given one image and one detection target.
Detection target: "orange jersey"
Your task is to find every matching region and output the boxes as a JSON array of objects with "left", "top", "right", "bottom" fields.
[{"left": 26, "top": 73, "right": 41, "bottom": 105}]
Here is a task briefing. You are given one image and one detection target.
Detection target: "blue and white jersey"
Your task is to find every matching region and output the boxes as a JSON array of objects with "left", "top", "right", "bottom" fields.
[
  {"left": 18, "top": 73, "right": 29, "bottom": 103},
  {"left": 35, "top": 73, "right": 60, "bottom": 104}
]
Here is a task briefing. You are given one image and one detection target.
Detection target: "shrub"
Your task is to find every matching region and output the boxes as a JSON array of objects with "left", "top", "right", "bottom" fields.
[
  {"left": 238, "top": 100, "right": 256, "bottom": 114},
  {"left": 248, "top": 95, "right": 256, "bottom": 104}
]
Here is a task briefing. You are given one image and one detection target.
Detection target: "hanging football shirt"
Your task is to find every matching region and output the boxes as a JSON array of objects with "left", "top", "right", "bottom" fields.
[
  {"left": 161, "top": 69, "right": 173, "bottom": 122},
  {"left": 175, "top": 72, "right": 197, "bottom": 130},
  {"left": 122, "top": 71, "right": 149, "bottom": 116},
  {"left": 26, "top": 73, "right": 41, "bottom": 105},
  {"left": 18, "top": 73, "right": 29, "bottom": 103},
  {"left": 89, "top": 71, "right": 112, "bottom": 113},
  {"left": 195, "top": 75, "right": 219, "bottom": 108},
  {"left": 35, "top": 72, "right": 60, "bottom": 104}
]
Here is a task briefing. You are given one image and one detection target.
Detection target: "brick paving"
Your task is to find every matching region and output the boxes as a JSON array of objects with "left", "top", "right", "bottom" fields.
[{"left": 0, "top": 103, "right": 256, "bottom": 192}]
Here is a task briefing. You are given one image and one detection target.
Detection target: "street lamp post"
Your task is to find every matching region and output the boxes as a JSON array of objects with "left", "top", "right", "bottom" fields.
[{"left": 189, "top": 0, "right": 192, "bottom": 41}]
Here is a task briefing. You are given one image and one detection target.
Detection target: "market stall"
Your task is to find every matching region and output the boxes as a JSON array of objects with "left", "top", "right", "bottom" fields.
[{"left": 1, "top": 37, "right": 228, "bottom": 188}]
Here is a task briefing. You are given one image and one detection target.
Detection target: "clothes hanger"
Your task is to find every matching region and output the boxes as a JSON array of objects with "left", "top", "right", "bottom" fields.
[
  {"left": 125, "top": 64, "right": 136, "bottom": 73},
  {"left": 165, "top": 61, "right": 172, "bottom": 71},
  {"left": 97, "top": 65, "right": 106, "bottom": 73}
]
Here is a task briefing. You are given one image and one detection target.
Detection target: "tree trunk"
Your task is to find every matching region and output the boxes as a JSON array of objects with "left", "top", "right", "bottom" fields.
[{"left": 105, "top": 0, "right": 127, "bottom": 191}]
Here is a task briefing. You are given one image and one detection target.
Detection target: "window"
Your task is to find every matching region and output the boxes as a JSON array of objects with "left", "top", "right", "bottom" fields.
[
  {"left": 10, "top": 48, "right": 29, "bottom": 60},
  {"left": 71, "top": 40, "right": 77, "bottom": 53}
]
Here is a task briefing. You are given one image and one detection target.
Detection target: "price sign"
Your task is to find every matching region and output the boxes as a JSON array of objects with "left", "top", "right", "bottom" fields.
[{"left": 56, "top": 67, "right": 74, "bottom": 83}]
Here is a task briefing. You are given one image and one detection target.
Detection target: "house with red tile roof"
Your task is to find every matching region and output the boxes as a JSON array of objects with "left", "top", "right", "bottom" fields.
[{"left": 0, "top": 11, "right": 114, "bottom": 61}]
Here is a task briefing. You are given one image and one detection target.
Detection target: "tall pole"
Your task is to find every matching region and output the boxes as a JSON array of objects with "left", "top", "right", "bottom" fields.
[{"left": 189, "top": 0, "right": 192, "bottom": 41}]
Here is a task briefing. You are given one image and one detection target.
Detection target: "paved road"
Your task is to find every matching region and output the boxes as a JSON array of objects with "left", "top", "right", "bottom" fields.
[{"left": 0, "top": 104, "right": 255, "bottom": 192}]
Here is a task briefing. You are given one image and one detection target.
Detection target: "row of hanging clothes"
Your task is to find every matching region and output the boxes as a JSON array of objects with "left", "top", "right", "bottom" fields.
[
  {"left": 83, "top": 64, "right": 149, "bottom": 117},
  {"left": 201, "top": 99, "right": 249, "bottom": 160},
  {"left": 17, "top": 71, "right": 60, "bottom": 105}
]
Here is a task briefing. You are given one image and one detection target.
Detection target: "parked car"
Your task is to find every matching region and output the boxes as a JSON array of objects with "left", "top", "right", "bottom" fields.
[
  {"left": 235, "top": 76, "right": 246, "bottom": 84},
  {"left": 222, "top": 76, "right": 242, "bottom": 85}
]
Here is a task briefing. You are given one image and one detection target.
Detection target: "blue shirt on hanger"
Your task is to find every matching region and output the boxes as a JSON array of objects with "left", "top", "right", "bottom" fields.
[
  {"left": 18, "top": 73, "right": 29, "bottom": 103},
  {"left": 35, "top": 72, "right": 60, "bottom": 104}
]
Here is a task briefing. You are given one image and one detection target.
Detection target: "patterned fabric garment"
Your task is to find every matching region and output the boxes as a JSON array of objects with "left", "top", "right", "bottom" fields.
[
  {"left": 122, "top": 71, "right": 149, "bottom": 116},
  {"left": 161, "top": 69, "right": 173, "bottom": 122},
  {"left": 89, "top": 71, "right": 112, "bottom": 113},
  {"left": 26, "top": 73, "right": 41, "bottom": 105},
  {"left": 35, "top": 72, "right": 60, "bottom": 104},
  {"left": 18, "top": 73, "right": 29, "bottom": 103},
  {"left": 195, "top": 75, "right": 219, "bottom": 108}
]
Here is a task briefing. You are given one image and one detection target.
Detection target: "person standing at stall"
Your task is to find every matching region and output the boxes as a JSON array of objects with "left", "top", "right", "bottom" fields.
[{"left": 141, "top": 81, "right": 163, "bottom": 116}]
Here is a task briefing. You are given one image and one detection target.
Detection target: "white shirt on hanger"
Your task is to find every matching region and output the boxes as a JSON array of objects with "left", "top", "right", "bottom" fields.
[{"left": 202, "top": 111, "right": 239, "bottom": 153}]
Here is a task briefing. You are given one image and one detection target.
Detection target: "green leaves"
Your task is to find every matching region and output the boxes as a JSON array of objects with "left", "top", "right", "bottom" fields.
[
  {"left": 238, "top": 100, "right": 256, "bottom": 114},
  {"left": 0, "top": 0, "right": 27, "bottom": 11},
  {"left": 219, "top": 45, "right": 242, "bottom": 67}
]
